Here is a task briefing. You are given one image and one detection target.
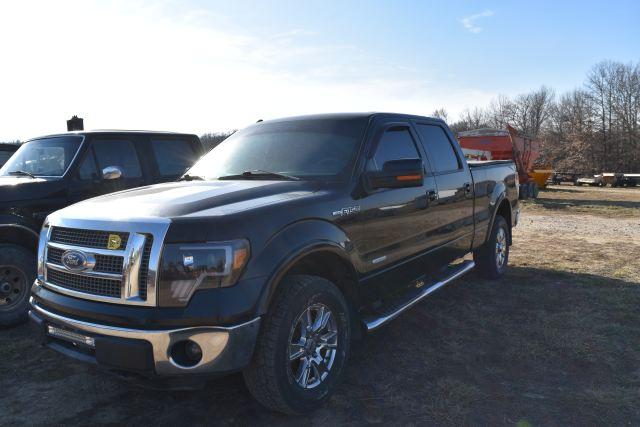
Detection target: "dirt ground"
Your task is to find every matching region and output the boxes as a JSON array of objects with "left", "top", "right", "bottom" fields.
[{"left": 1, "top": 185, "right": 639, "bottom": 425}]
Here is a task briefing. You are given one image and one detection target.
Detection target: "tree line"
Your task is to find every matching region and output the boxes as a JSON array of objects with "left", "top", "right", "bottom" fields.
[{"left": 434, "top": 60, "right": 640, "bottom": 173}]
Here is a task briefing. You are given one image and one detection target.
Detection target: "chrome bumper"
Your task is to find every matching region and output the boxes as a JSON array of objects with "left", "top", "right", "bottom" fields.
[{"left": 29, "top": 298, "right": 260, "bottom": 376}]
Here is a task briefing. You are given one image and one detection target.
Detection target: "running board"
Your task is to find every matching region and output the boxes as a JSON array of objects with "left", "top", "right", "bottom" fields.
[{"left": 362, "top": 260, "right": 475, "bottom": 332}]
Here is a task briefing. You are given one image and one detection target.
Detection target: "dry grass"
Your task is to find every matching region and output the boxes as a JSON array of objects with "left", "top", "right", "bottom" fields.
[{"left": 1, "top": 185, "right": 639, "bottom": 425}]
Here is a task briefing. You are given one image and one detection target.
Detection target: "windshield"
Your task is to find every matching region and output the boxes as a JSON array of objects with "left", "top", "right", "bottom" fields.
[
  {"left": 0, "top": 136, "right": 83, "bottom": 177},
  {"left": 187, "top": 117, "right": 368, "bottom": 180}
]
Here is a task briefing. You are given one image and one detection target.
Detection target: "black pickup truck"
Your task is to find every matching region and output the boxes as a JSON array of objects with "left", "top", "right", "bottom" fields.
[
  {"left": 0, "top": 143, "right": 20, "bottom": 167},
  {"left": 29, "top": 114, "right": 519, "bottom": 413},
  {"left": 0, "top": 131, "right": 204, "bottom": 326}
]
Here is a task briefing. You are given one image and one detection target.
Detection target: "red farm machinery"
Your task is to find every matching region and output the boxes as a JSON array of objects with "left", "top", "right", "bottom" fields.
[{"left": 457, "top": 125, "right": 552, "bottom": 199}]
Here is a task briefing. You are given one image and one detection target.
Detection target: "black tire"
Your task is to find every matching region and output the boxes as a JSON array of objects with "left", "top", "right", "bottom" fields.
[
  {"left": 473, "top": 215, "right": 510, "bottom": 280},
  {"left": 243, "top": 275, "right": 351, "bottom": 414},
  {"left": 0, "top": 244, "right": 36, "bottom": 327}
]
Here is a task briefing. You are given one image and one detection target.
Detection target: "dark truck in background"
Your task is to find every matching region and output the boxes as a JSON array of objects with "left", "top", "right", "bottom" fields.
[
  {"left": 0, "top": 142, "right": 20, "bottom": 168},
  {"left": 29, "top": 114, "right": 518, "bottom": 414},
  {"left": 0, "top": 131, "right": 204, "bottom": 326}
]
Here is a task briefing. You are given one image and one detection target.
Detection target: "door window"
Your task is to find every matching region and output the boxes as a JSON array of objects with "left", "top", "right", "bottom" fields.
[
  {"left": 369, "top": 127, "right": 420, "bottom": 171},
  {"left": 92, "top": 139, "right": 142, "bottom": 178},
  {"left": 77, "top": 150, "right": 98, "bottom": 180},
  {"left": 150, "top": 139, "right": 199, "bottom": 177},
  {"left": 415, "top": 124, "right": 460, "bottom": 173}
]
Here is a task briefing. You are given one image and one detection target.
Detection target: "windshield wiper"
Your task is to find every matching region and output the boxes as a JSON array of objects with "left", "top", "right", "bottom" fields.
[
  {"left": 8, "top": 170, "right": 36, "bottom": 179},
  {"left": 218, "top": 170, "right": 300, "bottom": 181},
  {"left": 179, "top": 173, "right": 204, "bottom": 181}
]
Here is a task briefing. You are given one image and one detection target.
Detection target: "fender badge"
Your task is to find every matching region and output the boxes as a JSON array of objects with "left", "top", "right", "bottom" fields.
[{"left": 332, "top": 205, "right": 361, "bottom": 217}]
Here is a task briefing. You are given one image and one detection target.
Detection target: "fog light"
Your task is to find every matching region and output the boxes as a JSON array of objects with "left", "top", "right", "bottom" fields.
[
  {"left": 185, "top": 340, "right": 202, "bottom": 362},
  {"left": 170, "top": 340, "right": 203, "bottom": 367}
]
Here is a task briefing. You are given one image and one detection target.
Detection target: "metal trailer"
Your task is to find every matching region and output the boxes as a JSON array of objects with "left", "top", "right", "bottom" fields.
[
  {"left": 458, "top": 125, "right": 549, "bottom": 199},
  {"left": 601, "top": 173, "right": 638, "bottom": 187}
]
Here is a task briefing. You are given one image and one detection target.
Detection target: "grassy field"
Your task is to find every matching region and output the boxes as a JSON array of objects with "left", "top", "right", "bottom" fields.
[{"left": 1, "top": 185, "right": 639, "bottom": 425}]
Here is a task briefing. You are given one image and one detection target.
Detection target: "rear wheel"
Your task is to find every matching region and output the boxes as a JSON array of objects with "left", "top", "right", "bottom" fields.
[
  {"left": 474, "top": 215, "right": 510, "bottom": 279},
  {"left": 0, "top": 244, "right": 36, "bottom": 327},
  {"left": 243, "top": 275, "right": 351, "bottom": 414}
]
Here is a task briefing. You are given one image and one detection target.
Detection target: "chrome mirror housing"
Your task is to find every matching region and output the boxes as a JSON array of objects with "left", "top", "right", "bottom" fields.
[{"left": 102, "top": 166, "right": 124, "bottom": 180}]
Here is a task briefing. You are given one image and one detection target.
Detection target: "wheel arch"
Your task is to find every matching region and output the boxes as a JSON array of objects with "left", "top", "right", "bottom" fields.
[
  {"left": 486, "top": 196, "right": 513, "bottom": 246},
  {"left": 0, "top": 224, "right": 39, "bottom": 253}
]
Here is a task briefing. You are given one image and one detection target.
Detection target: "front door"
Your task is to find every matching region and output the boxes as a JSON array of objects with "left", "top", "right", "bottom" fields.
[
  {"left": 350, "top": 121, "right": 439, "bottom": 301},
  {"left": 69, "top": 137, "right": 145, "bottom": 203}
]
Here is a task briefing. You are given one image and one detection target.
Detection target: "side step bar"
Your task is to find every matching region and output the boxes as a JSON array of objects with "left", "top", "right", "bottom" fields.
[{"left": 362, "top": 260, "right": 475, "bottom": 332}]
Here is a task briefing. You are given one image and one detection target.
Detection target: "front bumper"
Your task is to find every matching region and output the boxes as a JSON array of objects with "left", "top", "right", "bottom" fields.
[{"left": 29, "top": 297, "right": 260, "bottom": 378}]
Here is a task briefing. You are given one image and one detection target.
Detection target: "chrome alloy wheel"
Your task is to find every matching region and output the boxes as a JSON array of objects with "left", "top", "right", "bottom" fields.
[
  {"left": 288, "top": 303, "right": 338, "bottom": 389},
  {"left": 0, "top": 266, "right": 27, "bottom": 309},
  {"left": 495, "top": 227, "right": 507, "bottom": 269}
]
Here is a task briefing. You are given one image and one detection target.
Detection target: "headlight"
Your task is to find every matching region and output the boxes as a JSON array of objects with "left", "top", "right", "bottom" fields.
[{"left": 158, "top": 239, "right": 250, "bottom": 307}]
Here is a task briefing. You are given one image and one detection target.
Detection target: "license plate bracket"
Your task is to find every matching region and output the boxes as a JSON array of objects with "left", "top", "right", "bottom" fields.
[{"left": 47, "top": 325, "right": 96, "bottom": 348}]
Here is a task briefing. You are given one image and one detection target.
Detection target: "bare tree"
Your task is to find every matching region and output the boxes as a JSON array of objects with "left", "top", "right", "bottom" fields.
[
  {"left": 200, "top": 131, "right": 236, "bottom": 151},
  {"left": 431, "top": 108, "right": 449, "bottom": 122}
]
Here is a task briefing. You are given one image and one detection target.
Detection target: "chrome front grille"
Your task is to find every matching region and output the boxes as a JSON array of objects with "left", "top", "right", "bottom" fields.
[{"left": 39, "top": 218, "right": 170, "bottom": 307}]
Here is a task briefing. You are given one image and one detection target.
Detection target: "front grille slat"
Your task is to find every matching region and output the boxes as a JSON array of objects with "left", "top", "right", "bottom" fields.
[
  {"left": 50, "top": 227, "right": 129, "bottom": 249},
  {"left": 46, "top": 269, "right": 121, "bottom": 298},
  {"left": 47, "top": 247, "right": 124, "bottom": 274}
]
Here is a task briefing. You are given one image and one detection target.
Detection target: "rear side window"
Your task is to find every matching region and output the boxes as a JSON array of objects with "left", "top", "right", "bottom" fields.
[
  {"left": 415, "top": 124, "right": 460, "bottom": 173},
  {"left": 150, "top": 139, "right": 199, "bottom": 176},
  {"left": 370, "top": 128, "right": 420, "bottom": 171},
  {"left": 92, "top": 139, "right": 142, "bottom": 178}
]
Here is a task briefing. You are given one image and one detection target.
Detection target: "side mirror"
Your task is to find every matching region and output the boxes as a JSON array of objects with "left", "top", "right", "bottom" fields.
[
  {"left": 365, "top": 158, "right": 424, "bottom": 190},
  {"left": 102, "top": 166, "right": 124, "bottom": 180}
]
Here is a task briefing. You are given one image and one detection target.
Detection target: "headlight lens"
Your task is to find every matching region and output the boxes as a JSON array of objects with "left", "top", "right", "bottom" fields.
[{"left": 158, "top": 239, "right": 250, "bottom": 307}]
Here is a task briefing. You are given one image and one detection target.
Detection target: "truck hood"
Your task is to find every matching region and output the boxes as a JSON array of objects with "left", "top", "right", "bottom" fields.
[
  {"left": 0, "top": 176, "right": 65, "bottom": 203},
  {"left": 50, "top": 180, "right": 319, "bottom": 222}
]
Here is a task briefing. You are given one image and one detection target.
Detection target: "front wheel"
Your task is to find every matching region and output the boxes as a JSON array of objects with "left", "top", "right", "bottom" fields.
[
  {"left": 0, "top": 244, "right": 36, "bottom": 327},
  {"left": 243, "top": 275, "right": 351, "bottom": 414},
  {"left": 474, "top": 215, "right": 510, "bottom": 279}
]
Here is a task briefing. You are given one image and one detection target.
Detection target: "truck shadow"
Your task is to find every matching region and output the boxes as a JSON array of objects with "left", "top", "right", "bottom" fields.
[{"left": 3, "top": 266, "right": 639, "bottom": 426}]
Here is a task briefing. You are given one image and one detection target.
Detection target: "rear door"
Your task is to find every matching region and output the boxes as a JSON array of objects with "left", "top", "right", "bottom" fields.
[
  {"left": 413, "top": 121, "right": 475, "bottom": 260},
  {"left": 147, "top": 136, "right": 203, "bottom": 183}
]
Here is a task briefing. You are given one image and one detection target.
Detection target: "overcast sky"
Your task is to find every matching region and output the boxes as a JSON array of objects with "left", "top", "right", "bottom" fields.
[{"left": 0, "top": 0, "right": 638, "bottom": 140}]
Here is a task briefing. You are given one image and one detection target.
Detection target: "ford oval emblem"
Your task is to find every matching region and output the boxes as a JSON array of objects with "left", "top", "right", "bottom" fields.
[{"left": 61, "top": 250, "right": 88, "bottom": 271}]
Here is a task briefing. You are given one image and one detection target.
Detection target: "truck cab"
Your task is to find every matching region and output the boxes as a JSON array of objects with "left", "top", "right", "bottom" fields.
[{"left": 0, "top": 131, "right": 204, "bottom": 326}]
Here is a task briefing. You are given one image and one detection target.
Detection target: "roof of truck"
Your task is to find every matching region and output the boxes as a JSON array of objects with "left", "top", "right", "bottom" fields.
[
  {"left": 259, "top": 112, "right": 445, "bottom": 123},
  {"left": 29, "top": 130, "right": 198, "bottom": 140}
]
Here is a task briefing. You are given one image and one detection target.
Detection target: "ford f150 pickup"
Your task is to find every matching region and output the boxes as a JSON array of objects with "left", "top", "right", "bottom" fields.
[
  {"left": 0, "top": 131, "right": 204, "bottom": 326},
  {"left": 29, "top": 113, "right": 519, "bottom": 414}
]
